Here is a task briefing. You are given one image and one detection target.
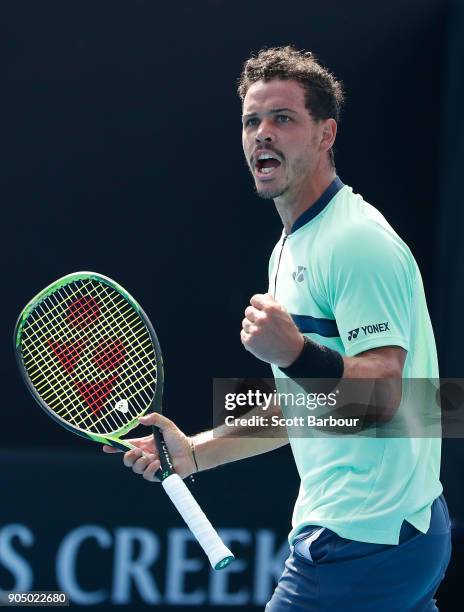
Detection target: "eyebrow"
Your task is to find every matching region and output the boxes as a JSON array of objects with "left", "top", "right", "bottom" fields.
[{"left": 242, "top": 107, "right": 297, "bottom": 120}]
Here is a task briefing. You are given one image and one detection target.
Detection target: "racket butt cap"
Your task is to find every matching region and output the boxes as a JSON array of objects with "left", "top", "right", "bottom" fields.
[{"left": 214, "top": 555, "right": 235, "bottom": 570}]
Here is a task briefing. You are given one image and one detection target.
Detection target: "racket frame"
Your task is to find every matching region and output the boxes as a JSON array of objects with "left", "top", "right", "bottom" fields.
[{"left": 14, "top": 272, "right": 172, "bottom": 475}]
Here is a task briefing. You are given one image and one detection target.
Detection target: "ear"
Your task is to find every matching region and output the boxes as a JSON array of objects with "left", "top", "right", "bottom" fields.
[{"left": 320, "top": 118, "right": 337, "bottom": 153}]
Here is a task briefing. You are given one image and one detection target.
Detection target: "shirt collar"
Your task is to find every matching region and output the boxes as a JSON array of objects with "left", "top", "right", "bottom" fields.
[{"left": 289, "top": 176, "right": 344, "bottom": 235}]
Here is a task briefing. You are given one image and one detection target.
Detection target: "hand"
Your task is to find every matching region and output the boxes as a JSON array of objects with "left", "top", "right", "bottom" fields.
[
  {"left": 102, "top": 412, "right": 196, "bottom": 482},
  {"left": 241, "top": 293, "right": 304, "bottom": 367}
]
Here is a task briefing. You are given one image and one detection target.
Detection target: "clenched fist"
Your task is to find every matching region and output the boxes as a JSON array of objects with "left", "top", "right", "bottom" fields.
[{"left": 241, "top": 293, "right": 304, "bottom": 367}]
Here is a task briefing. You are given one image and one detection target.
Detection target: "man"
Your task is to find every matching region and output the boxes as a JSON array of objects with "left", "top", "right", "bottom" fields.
[{"left": 104, "top": 47, "right": 451, "bottom": 610}]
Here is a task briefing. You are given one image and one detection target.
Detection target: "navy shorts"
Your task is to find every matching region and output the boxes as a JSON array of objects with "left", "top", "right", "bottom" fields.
[{"left": 266, "top": 495, "right": 452, "bottom": 611}]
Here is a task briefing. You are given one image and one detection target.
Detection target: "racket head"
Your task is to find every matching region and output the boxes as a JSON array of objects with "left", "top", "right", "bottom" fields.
[{"left": 14, "top": 272, "right": 164, "bottom": 449}]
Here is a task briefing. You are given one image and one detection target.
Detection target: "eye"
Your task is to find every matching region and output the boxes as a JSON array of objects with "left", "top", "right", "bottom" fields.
[
  {"left": 244, "top": 117, "right": 259, "bottom": 128},
  {"left": 276, "top": 114, "right": 291, "bottom": 123}
]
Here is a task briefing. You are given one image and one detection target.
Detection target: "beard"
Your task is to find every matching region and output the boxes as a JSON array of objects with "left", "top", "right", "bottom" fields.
[
  {"left": 246, "top": 156, "right": 295, "bottom": 200},
  {"left": 249, "top": 163, "right": 289, "bottom": 200},
  {"left": 255, "top": 183, "right": 289, "bottom": 200}
]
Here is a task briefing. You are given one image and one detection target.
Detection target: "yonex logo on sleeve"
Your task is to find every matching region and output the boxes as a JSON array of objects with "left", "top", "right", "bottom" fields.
[
  {"left": 347, "top": 328, "right": 359, "bottom": 341},
  {"left": 347, "top": 322, "right": 390, "bottom": 342}
]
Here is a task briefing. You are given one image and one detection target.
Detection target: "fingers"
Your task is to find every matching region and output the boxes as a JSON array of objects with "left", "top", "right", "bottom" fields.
[
  {"left": 243, "top": 303, "right": 268, "bottom": 337},
  {"left": 123, "top": 446, "right": 143, "bottom": 467},
  {"left": 250, "top": 293, "right": 276, "bottom": 310},
  {"left": 244, "top": 305, "right": 259, "bottom": 322},
  {"left": 241, "top": 328, "right": 257, "bottom": 354},
  {"left": 142, "top": 459, "right": 162, "bottom": 482},
  {"left": 102, "top": 435, "right": 153, "bottom": 454},
  {"left": 242, "top": 317, "right": 259, "bottom": 334},
  {"left": 123, "top": 447, "right": 161, "bottom": 482},
  {"left": 245, "top": 294, "right": 286, "bottom": 323},
  {"left": 241, "top": 328, "right": 250, "bottom": 345},
  {"left": 244, "top": 304, "right": 267, "bottom": 324},
  {"left": 102, "top": 445, "right": 121, "bottom": 453},
  {"left": 104, "top": 414, "right": 185, "bottom": 483},
  {"left": 138, "top": 412, "right": 176, "bottom": 431}
]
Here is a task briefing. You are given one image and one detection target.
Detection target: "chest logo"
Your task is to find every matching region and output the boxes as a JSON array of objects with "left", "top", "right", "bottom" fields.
[{"left": 292, "top": 266, "right": 306, "bottom": 282}]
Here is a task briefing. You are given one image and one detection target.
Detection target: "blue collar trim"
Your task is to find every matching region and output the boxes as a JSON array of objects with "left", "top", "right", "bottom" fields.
[{"left": 290, "top": 176, "right": 344, "bottom": 234}]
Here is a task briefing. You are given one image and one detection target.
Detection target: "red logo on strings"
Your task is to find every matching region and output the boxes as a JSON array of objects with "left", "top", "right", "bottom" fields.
[
  {"left": 67, "top": 296, "right": 100, "bottom": 329},
  {"left": 93, "top": 339, "right": 126, "bottom": 372},
  {"left": 74, "top": 377, "right": 119, "bottom": 414},
  {"left": 47, "top": 293, "right": 128, "bottom": 414},
  {"left": 74, "top": 339, "right": 128, "bottom": 414},
  {"left": 47, "top": 339, "right": 86, "bottom": 375}
]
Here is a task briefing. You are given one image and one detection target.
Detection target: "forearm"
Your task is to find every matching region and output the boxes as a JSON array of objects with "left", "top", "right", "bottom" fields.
[
  {"left": 343, "top": 348, "right": 404, "bottom": 416},
  {"left": 192, "top": 403, "right": 288, "bottom": 472},
  {"left": 282, "top": 340, "right": 405, "bottom": 424},
  {"left": 342, "top": 349, "right": 402, "bottom": 379}
]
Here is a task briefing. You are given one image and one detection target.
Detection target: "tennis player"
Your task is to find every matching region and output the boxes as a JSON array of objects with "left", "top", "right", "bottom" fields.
[{"left": 104, "top": 46, "right": 451, "bottom": 610}]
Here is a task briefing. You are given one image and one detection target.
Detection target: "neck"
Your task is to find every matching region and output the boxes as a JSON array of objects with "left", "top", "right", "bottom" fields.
[{"left": 275, "top": 167, "right": 337, "bottom": 234}]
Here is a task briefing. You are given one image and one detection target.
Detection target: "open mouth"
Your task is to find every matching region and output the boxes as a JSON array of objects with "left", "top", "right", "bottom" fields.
[{"left": 255, "top": 153, "right": 282, "bottom": 177}]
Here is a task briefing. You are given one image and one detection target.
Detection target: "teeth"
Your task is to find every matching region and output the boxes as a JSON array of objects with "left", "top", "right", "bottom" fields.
[
  {"left": 258, "top": 153, "right": 275, "bottom": 161},
  {"left": 260, "top": 167, "right": 274, "bottom": 174}
]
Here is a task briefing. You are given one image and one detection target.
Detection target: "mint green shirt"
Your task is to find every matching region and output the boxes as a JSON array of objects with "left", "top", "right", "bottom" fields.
[{"left": 269, "top": 178, "right": 442, "bottom": 545}]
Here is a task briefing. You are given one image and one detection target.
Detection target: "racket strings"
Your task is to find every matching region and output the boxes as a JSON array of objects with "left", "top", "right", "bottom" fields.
[
  {"left": 26, "top": 313, "right": 153, "bottom": 413},
  {"left": 24, "top": 282, "right": 156, "bottom": 409},
  {"left": 22, "top": 281, "right": 153, "bottom": 431},
  {"left": 22, "top": 285, "right": 147, "bottom": 434},
  {"left": 23, "top": 285, "right": 154, "bottom": 434},
  {"left": 23, "top": 282, "right": 144, "bottom": 378},
  {"left": 22, "top": 293, "right": 97, "bottom": 429},
  {"left": 65, "top": 281, "right": 158, "bottom": 430},
  {"left": 20, "top": 279, "right": 158, "bottom": 435},
  {"left": 42, "top": 286, "right": 158, "bottom": 418},
  {"left": 24, "top": 281, "right": 153, "bottom": 394}
]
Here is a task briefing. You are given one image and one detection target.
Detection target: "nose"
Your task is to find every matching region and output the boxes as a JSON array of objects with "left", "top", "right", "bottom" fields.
[{"left": 255, "top": 118, "right": 274, "bottom": 144}]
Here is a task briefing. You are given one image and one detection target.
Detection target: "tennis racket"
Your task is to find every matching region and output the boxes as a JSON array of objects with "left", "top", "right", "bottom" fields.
[{"left": 14, "top": 271, "right": 234, "bottom": 570}]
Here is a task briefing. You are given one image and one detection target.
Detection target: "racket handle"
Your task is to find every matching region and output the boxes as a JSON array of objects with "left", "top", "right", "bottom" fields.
[{"left": 162, "top": 473, "right": 235, "bottom": 570}]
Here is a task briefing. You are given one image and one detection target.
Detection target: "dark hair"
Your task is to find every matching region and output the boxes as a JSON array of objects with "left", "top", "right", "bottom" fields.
[{"left": 238, "top": 46, "right": 344, "bottom": 165}]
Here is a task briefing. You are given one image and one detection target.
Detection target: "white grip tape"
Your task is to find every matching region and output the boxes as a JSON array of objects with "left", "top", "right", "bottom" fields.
[{"left": 162, "top": 473, "right": 234, "bottom": 569}]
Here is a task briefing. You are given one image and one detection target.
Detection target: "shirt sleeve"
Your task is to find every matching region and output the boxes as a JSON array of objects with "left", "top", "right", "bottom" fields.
[{"left": 326, "top": 222, "right": 415, "bottom": 356}]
